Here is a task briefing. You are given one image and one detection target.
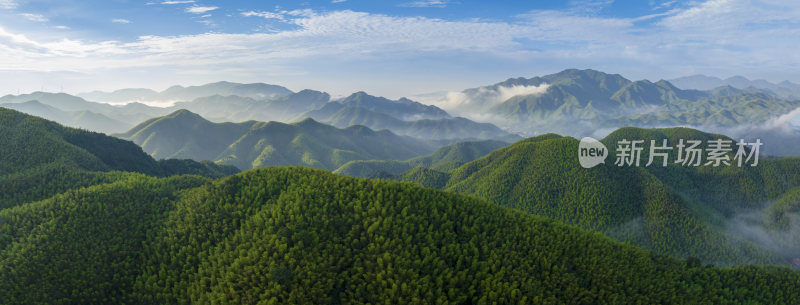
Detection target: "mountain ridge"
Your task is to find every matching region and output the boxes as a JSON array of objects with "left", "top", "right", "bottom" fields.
[
  {"left": 2, "top": 166, "right": 798, "bottom": 304},
  {"left": 79, "top": 81, "right": 294, "bottom": 102},
  {"left": 116, "top": 109, "right": 440, "bottom": 171},
  {"left": 398, "top": 127, "right": 800, "bottom": 266}
]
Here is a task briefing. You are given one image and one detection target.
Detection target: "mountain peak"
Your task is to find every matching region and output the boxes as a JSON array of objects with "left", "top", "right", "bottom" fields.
[
  {"left": 343, "top": 91, "right": 375, "bottom": 101},
  {"left": 724, "top": 75, "right": 750, "bottom": 82},
  {"left": 290, "top": 89, "right": 331, "bottom": 102},
  {"left": 165, "top": 109, "right": 206, "bottom": 122},
  {"left": 294, "top": 117, "right": 332, "bottom": 129},
  {"left": 296, "top": 117, "right": 320, "bottom": 124}
]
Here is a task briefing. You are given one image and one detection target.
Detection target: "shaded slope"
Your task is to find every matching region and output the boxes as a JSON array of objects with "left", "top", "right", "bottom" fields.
[
  {"left": 0, "top": 107, "right": 238, "bottom": 208},
  {"left": 299, "top": 100, "right": 514, "bottom": 140},
  {"left": 405, "top": 128, "right": 800, "bottom": 265},
  {"left": 447, "top": 69, "right": 800, "bottom": 137},
  {"left": 1, "top": 167, "right": 798, "bottom": 304},
  {"left": 118, "top": 110, "right": 438, "bottom": 171},
  {"left": 334, "top": 140, "right": 508, "bottom": 178},
  {"left": 216, "top": 119, "right": 435, "bottom": 170},
  {"left": 117, "top": 109, "right": 256, "bottom": 160},
  {"left": 338, "top": 91, "right": 450, "bottom": 120}
]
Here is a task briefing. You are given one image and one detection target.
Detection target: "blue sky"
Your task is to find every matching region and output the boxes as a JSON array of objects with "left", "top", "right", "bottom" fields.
[{"left": 0, "top": 0, "right": 799, "bottom": 99}]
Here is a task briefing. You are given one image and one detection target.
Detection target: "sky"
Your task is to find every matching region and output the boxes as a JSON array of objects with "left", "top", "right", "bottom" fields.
[{"left": 0, "top": 0, "right": 799, "bottom": 99}]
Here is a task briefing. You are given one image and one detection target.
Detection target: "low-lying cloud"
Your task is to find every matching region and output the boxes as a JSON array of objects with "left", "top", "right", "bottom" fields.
[
  {"left": 427, "top": 83, "right": 550, "bottom": 117},
  {"left": 496, "top": 84, "right": 550, "bottom": 103},
  {"left": 726, "top": 208, "right": 800, "bottom": 265}
]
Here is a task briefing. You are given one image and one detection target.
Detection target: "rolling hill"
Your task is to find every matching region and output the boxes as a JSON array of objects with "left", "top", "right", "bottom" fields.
[
  {"left": 1, "top": 166, "right": 798, "bottom": 304},
  {"left": 400, "top": 127, "right": 800, "bottom": 266},
  {"left": 334, "top": 139, "right": 509, "bottom": 178},
  {"left": 116, "top": 109, "right": 439, "bottom": 171},
  {"left": 0, "top": 107, "right": 238, "bottom": 209}
]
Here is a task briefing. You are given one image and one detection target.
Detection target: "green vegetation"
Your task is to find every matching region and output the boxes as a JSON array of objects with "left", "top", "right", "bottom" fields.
[
  {"left": 454, "top": 69, "right": 800, "bottom": 137},
  {"left": 334, "top": 140, "right": 507, "bottom": 178},
  {"left": 337, "top": 91, "right": 450, "bottom": 120},
  {"left": 1, "top": 167, "right": 798, "bottom": 304},
  {"left": 0, "top": 107, "right": 237, "bottom": 209},
  {"left": 117, "top": 109, "right": 439, "bottom": 170},
  {"left": 1, "top": 109, "right": 798, "bottom": 303},
  {"left": 398, "top": 128, "right": 800, "bottom": 266},
  {"left": 616, "top": 92, "right": 799, "bottom": 127},
  {"left": 296, "top": 91, "right": 515, "bottom": 141}
]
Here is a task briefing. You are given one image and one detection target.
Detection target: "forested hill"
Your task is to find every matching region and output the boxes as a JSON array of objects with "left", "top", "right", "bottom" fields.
[
  {"left": 334, "top": 139, "right": 509, "bottom": 178},
  {"left": 117, "top": 109, "right": 439, "bottom": 170},
  {"left": 398, "top": 127, "right": 800, "bottom": 266},
  {"left": 1, "top": 166, "right": 798, "bottom": 304},
  {"left": 0, "top": 107, "right": 238, "bottom": 208}
]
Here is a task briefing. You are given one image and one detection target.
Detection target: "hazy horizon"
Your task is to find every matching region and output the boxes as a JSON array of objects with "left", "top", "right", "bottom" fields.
[
  {"left": 2, "top": 70, "right": 798, "bottom": 105},
  {"left": 2, "top": 0, "right": 800, "bottom": 99}
]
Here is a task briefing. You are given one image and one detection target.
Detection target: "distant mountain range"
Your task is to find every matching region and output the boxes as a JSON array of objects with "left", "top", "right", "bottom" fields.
[
  {"left": 427, "top": 69, "right": 800, "bottom": 140},
  {"left": 1, "top": 86, "right": 518, "bottom": 142},
  {"left": 670, "top": 74, "right": 800, "bottom": 98},
  {"left": 79, "top": 81, "right": 294, "bottom": 103},
  {"left": 4, "top": 69, "right": 800, "bottom": 155},
  {"left": 0, "top": 92, "right": 172, "bottom": 133},
  {"left": 116, "top": 109, "right": 443, "bottom": 171},
  {"left": 296, "top": 91, "right": 517, "bottom": 140}
]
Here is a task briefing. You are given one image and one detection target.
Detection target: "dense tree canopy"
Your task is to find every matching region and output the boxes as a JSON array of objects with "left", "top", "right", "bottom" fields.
[{"left": 1, "top": 167, "right": 798, "bottom": 304}]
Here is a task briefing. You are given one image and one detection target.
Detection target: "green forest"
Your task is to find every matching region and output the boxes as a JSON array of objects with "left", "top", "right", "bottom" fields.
[
  {"left": 390, "top": 128, "right": 800, "bottom": 267},
  {"left": 2, "top": 167, "right": 799, "bottom": 304},
  {"left": 1, "top": 107, "right": 800, "bottom": 304}
]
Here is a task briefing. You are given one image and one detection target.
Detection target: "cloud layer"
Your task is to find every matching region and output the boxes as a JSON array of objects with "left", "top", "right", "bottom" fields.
[{"left": 0, "top": 0, "right": 798, "bottom": 96}]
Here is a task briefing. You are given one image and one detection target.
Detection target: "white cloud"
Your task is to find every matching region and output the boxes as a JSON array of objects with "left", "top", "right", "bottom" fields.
[
  {"left": 0, "top": 0, "right": 16, "bottom": 9},
  {"left": 197, "top": 19, "right": 215, "bottom": 27},
  {"left": 54, "top": 25, "right": 70, "bottom": 30},
  {"left": 2, "top": 1, "right": 800, "bottom": 96},
  {"left": 112, "top": 19, "right": 131, "bottom": 24},
  {"left": 332, "top": 0, "right": 346, "bottom": 3},
  {"left": 653, "top": 0, "right": 677, "bottom": 10},
  {"left": 152, "top": 0, "right": 194, "bottom": 5},
  {"left": 567, "top": 0, "right": 614, "bottom": 14},
  {"left": 0, "top": 10, "right": 522, "bottom": 74},
  {"left": 241, "top": 11, "right": 285, "bottom": 20},
  {"left": 20, "top": 13, "right": 48, "bottom": 22},
  {"left": 285, "top": 9, "right": 316, "bottom": 17},
  {"left": 497, "top": 84, "right": 550, "bottom": 102},
  {"left": 185, "top": 5, "right": 218, "bottom": 14},
  {"left": 401, "top": 0, "right": 451, "bottom": 8},
  {"left": 428, "top": 84, "right": 550, "bottom": 115}
]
